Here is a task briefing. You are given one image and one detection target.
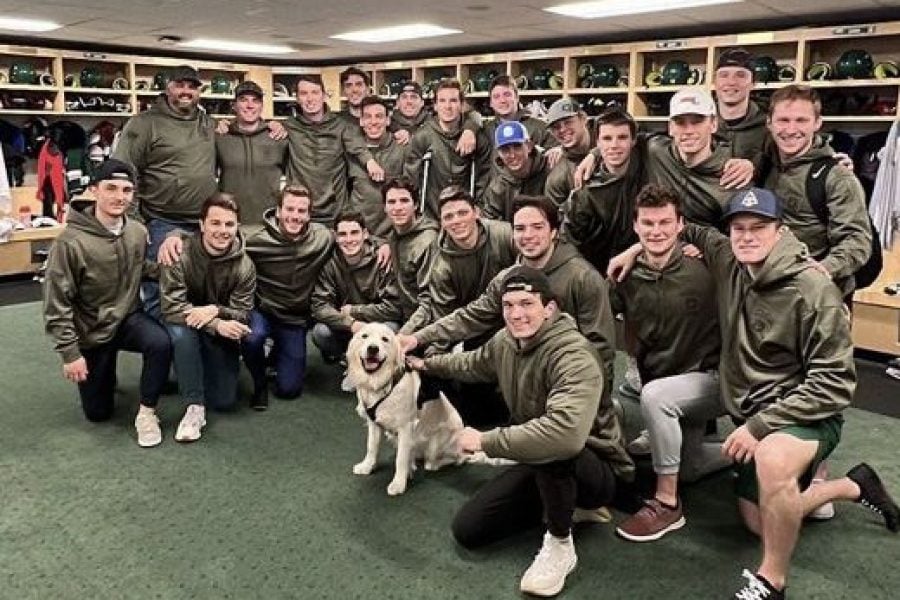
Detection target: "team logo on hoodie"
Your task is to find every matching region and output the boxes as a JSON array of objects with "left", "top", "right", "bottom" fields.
[{"left": 749, "top": 307, "right": 773, "bottom": 335}]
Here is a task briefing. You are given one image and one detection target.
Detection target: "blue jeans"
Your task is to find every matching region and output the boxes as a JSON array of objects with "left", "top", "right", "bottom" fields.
[
  {"left": 242, "top": 310, "right": 307, "bottom": 399},
  {"left": 144, "top": 218, "right": 199, "bottom": 320},
  {"left": 166, "top": 323, "right": 240, "bottom": 410}
]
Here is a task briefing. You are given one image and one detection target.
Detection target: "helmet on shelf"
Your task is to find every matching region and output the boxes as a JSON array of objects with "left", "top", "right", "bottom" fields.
[
  {"left": 749, "top": 56, "right": 778, "bottom": 83},
  {"left": 835, "top": 49, "right": 875, "bottom": 79},
  {"left": 210, "top": 75, "right": 232, "bottom": 95},
  {"left": 660, "top": 60, "right": 691, "bottom": 85},
  {"left": 79, "top": 66, "right": 104, "bottom": 88},
  {"left": 9, "top": 62, "right": 37, "bottom": 85}
]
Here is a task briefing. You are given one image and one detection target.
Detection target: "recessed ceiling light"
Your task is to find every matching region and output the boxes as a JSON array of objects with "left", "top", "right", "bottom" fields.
[
  {"left": 180, "top": 38, "right": 294, "bottom": 54},
  {"left": 545, "top": 0, "right": 741, "bottom": 19},
  {"left": 331, "top": 24, "right": 462, "bottom": 44},
  {"left": 0, "top": 16, "right": 61, "bottom": 32}
]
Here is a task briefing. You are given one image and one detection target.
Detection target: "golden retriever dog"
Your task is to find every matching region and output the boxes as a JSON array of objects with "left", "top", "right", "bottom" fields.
[{"left": 346, "top": 322, "right": 507, "bottom": 496}]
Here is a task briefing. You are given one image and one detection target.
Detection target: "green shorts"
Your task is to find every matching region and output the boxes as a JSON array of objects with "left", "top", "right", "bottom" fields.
[{"left": 734, "top": 415, "right": 843, "bottom": 503}]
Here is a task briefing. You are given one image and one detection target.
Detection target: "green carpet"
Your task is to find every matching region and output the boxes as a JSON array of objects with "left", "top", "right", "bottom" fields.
[{"left": 1, "top": 302, "right": 898, "bottom": 599}]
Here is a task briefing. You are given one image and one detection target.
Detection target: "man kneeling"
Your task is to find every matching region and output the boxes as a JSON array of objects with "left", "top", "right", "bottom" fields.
[{"left": 408, "top": 266, "right": 631, "bottom": 598}]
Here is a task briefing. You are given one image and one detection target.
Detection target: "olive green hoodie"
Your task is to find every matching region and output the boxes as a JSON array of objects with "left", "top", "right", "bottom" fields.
[
  {"left": 683, "top": 224, "right": 855, "bottom": 439},
  {"left": 545, "top": 125, "right": 597, "bottom": 206},
  {"left": 403, "top": 116, "right": 493, "bottom": 222},
  {"left": 716, "top": 99, "right": 769, "bottom": 170},
  {"left": 215, "top": 120, "right": 288, "bottom": 226},
  {"left": 764, "top": 136, "right": 871, "bottom": 294},
  {"left": 44, "top": 200, "right": 153, "bottom": 362},
  {"left": 415, "top": 242, "right": 615, "bottom": 385},
  {"left": 612, "top": 245, "right": 720, "bottom": 382},
  {"left": 113, "top": 95, "right": 217, "bottom": 222},
  {"left": 284, "top": 107, "right": 375, "bottom": 223},
  {"left": 425, "top": 312, "right": 633, "bottom": 478},
  {"left": 646, "top": 134, "right": 748, "bottom": 227},
  {"left": 389, "top": 216, "right": 439, "bottom": 334},
  {"left": 427, "top": 219, "right": 516, "bottom": 324},
  {"left": 311, "top": 239, "right": 403, "bottom": 331},
  {"left": 389, "top": 109, "right": 429, "bottom": 136},
  {"left": 348, "top": 131, "right": 409, "bottom": 236},
  {"left": 160, "top": 230, "right": 256, "bottom": 336},
  {"left": 482, "top": 149, "right": 551, "bottom": 221},
  {"left": 243, "top": 208, "right": 334, "bottom": 326}
]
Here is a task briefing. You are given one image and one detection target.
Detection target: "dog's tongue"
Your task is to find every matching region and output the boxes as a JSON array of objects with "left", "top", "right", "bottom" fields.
[{"left": 363, "top": 357, "right": 381, "bottom": 371}]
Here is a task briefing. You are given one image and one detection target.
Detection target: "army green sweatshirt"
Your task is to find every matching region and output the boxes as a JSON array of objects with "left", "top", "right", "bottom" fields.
[
  {"left": 215, "top": 120, "right": 288, "bottom": 226},
  {"left": 611, "top": 245, "right": 720, "bottom": 382},
  {"left": 389, "top": 216, "right": 439, "bottom": 335},
  {"left": 764, "top": 137, "right": 871, "bottom": 294},
  {"left": 403, "top": 117, "right": 493, "bottom": 222},
  {"left": 284, "top": 108, "right": 375, "bottom": 223},
  {"left": 424, "top": 312, "right": 633, "bottom": 478},
  {"left": 389, "top": 109, "right": 428, "bottom": 136},
  {"left": 311, "top": 239, "right": 403, "bottom": 331},
  {"left": 427, "top": 219, "right": 516, "bottom": 324},
  {"left": 545, "top": 126, "right": 597, "bottom": 206},
  {"left": 43, "top": 201, "right": 153, "bottom": 362},
  {"left": 160, "top": 230, "right": 256, "bottom": 336},
  {"left": 243, "top": 209, "right": 334, "bottom": 326},
  {"left": 348, "top": 132, "right": 409, "bottom": 236},
  {"left": 565, "top": 138, "right": 647, "bottom": 271},
  {"left": 482, "top": 149, "right": 551, "bottom": 221},
  {"left": 415, "top": 242, "right": 615, "bottom": 381},
  {"left": 716, "top": 99, "right": 769, "bottom": 171},
  {"left": 682, "top": 224, "right": 855, "bottom": 439},
  {"left": 645, "top": 134, "right": 748, "bottom": 227},
  {"left": 113, "top": 95, "right": 217, "bottom": 222}
]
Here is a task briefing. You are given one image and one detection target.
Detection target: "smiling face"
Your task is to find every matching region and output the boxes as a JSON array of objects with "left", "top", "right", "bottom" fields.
[
  {"left": 715, "top": 66, "right": 753, "bottom": 107},
  {"left": 200, "top": 206, "right": 239, "bottom": 256},
  {"left": 729, "top": 214, "right": 782, "bottom": 267},
  {"left": 634, "top": 203, "right": 683, "bottom": 263},
  {"left": 502, "top": 290, "right": 555, "bottom": 340},
  {"left": 91, "top": 179, "right": 134, "bottom": 222},
  {"left": 342, "top": 74, "right": 368, "bottom": 108},
  {"left": 349, "top": 322, "right": 398, "bottom": 374},
  {"left": 335, "top": 219, "right": 368, "bottom": 259},
  {"left": 277, "top": 193, "right": 311, "bottom": 238},
  {"left": 497, "top": 141, "right": 533, "bottom": 176},
  {"left": 513, "top": 206, "right": 556, "bottom": 265},
  {"left": 360, "top": 101, "right": 388, "bottom": 142},
  {"left": 233, "top": 92, "right": 263, "bottom": 125},
  {"left": 396, "top": 90, "right": 424, "bottom": 118},
  {"left": 384, "top": 187, "right": 417, "bottom": 230},
  {"left": 669, "top": 114, "right": 717, "bottom": 160},
  {"left": 166, "top": 79, "right": 201, "bottom": 113},
  {"left": 490, "top": 84, "right": 518, "bottom": 119},
  {"left": 434, "top": 87, "right": 462, "bottom": 127},
  {"left": 439, "top": 199, "right": 479, "bottom": 248},
  {"left": 549, "top": 114, "right": 588, "bottom": 149},
  {"left": 768, "top": 98, "right": 821, "bottom": 161},
  {"left": 296, "top": 80, "right": 325, "bottom": 118},
  {"left": 597, "top": 122, "right": 635, "bottom": 173}
]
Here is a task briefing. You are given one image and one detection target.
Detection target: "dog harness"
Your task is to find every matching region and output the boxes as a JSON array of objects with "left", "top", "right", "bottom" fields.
[{"left": 365, "top": 366, "right": 409, "bottom": 422}]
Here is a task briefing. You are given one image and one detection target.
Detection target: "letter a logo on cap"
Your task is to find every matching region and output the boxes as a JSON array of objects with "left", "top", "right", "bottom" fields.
[{"left": 741, "top": 191, "right": 759, "bottom": 207}]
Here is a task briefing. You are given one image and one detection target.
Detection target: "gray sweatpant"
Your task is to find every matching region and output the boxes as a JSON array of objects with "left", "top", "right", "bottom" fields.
[{"left": 640, "top": 370, "right": 729, "bottom": 482}]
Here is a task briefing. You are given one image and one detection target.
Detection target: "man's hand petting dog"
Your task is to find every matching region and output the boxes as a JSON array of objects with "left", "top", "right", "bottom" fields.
[
  {"left": 396, "top": 334, "right": 419, "bottom": 355},
  {"left": 405, "top": 355, "right": 426, "bottom": 371},
  {"left": 457, "top": 427, "right": 482, "bottom": 454}
]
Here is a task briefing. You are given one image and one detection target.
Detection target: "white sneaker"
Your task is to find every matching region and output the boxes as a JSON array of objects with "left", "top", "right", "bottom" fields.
[
  {"left": 626, "top": 429, "right": 652, "bottom": 456},
  {"left": 134, "top": 409, "right": 162, "bottom": 448},
  {"left": 175, "top": 404, "right": 206, "bottom": 443},
  {"left": 519, "top": 532, "right": 577, "bottom": 597},
  {"left": 807, "top": 478, "right": 836, "bottom": 520}
]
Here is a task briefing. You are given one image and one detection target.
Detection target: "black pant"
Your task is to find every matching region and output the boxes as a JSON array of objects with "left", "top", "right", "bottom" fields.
[
  {"left": 77, "top": 311, "right": 171, "bottom": 422},
  {"left": 451, "top": 447, "right": 617, "bottom": 548}
]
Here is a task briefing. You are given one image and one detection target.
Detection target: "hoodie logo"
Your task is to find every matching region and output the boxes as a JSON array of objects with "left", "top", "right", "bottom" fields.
[
  {"left": 741, "top": 191, "right": 759, "bottom": 208},
  {"left": 749, "top": 307, "right": 773, "bottom": 335},
  {"left": 811, "top": 165, "right": 827, "bottom": 179}
]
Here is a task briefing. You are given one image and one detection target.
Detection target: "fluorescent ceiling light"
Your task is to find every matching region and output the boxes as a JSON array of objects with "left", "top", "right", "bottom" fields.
[
  {"left": 180, "top": 38, "right": 294, "bottom": 54},
  {"left": 545, "top": 0, "right": 741, "bottom": 19},
  {"left": 331, "top": 24, "right": 461, "bottom": 43},
  {"left": 0, "top": 16, "right": 61, "bottom": 32}
]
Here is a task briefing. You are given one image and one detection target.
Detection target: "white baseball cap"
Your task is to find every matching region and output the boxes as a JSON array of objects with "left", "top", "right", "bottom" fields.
[{"left": 669, "top": 88, "right": 717, "bottom": 118}]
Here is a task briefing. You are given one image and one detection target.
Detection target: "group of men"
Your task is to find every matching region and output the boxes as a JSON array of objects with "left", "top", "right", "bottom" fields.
[{"left": 42, "top": 50, "right": 898, "bottom": 599}]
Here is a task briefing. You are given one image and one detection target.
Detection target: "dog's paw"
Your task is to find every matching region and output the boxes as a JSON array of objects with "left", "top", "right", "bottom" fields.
[
  {"left": 424, "top": 461, "right": 439, "bottom": 471},
  {"left": 387, "top": 479, "right": 407, "bottom": 496},
  {"left": 353, "top": 460, "right": 375, "bottom": 475}
]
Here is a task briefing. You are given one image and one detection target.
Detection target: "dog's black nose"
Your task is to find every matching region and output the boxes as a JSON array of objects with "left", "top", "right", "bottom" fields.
[{"left": 366, "top": 344, "right": 379, "bottom": 356}]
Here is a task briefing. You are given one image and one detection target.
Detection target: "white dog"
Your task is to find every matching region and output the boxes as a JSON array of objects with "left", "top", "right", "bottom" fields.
[{"left": 346, "top": 322, "right": 508, "bottom": 496}]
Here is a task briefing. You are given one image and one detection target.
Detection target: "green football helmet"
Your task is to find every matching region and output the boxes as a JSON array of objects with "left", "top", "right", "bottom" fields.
[
  {"left": 473, "top": 69, "right": 497, "bottom": 92},
  {"left": 152, "top": 71, "right": 169, "bottom": 91},
  {"left": 835, "top": 50, "right": 875, "bottom": 79},
  {"left": 9, "top": 62, "right": 37, "bottom": 85},
  {"left": 660, "top": 60, "right": 690, "bottom": 85},
  {"left": 532, "top": 68, "right": 553, "bottom": 90},
  {"left": 210, "top": 75, "right": 231, "bottom": 94},
  {"left": 592, "top": 63, "right": 620, "bottom": 88},
  {"left": 79, "top": 66, "right": 103, "bottom": 88},
  {"left": 749, "top": 56, "right": 778, "bottom": 83}
]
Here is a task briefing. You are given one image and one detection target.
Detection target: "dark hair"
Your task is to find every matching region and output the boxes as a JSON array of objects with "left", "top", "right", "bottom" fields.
[
  {"left": 340, "top": 67, "right": 370, "bottom": 87},
  {"left": 296, "top": 74, "right": 324, "bottom": 91},
  {"left": 769, "top": 84, "right": 822, "bottom": 118},
  {"left": 596, "top": 106, "right": 637, "bottom": 139},
  {"left": 435, "top": 78, "right": 465, "bottom": 101},
  {"left": 279, "top": 184, "right": 311, "bottom": 208},
  {"left": 634, "top": 184, "right": 683, "bottom": 219},
  {"left": 360, "top": 95, "right": 388, "bottom": 113},
  {"left": 333, "top": 210, "right": 367, "bottom": 231},
  {"left": 381, "top": 176, "right": 418, "bottom": 205},
  {"left": 437, "top": 184, "right": 476, "bottom": 212},
  {"left": 511, "top": 195, "right": 560, "bottom": 231},
  {"left": 489, "top": 74, "right": 518, "bottom": 95},
  {"left": 200, "top": 192, "right": 240, "bottom": 221}
]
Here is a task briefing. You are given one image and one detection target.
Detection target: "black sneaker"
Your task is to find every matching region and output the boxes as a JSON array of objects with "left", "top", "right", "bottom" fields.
[
  {"left": 733, "top": 570, "right": 784, "bottom": 599},
  {"left": 846, "top": 463, "right": 899, "bottom": 532},
  {"left": 250, "top": 387, "right": 269, "bottom": 412}
]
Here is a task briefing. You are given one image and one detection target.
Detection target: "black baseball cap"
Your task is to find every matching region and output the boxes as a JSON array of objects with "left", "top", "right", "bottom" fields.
[
  {"left": 400, "top": 81, "right": 423, "bottom": 96},
  {"left": 234, "top": 80, "right": 264, "bottom": 99},
  {"left": 716, "top": 48, "right": 754, "bottom": 71},
  {"left": 723, "top": 188, "right": 783, "bottom": 222},
  {"left": 91, "top": 159, "right": 135, "bottom": 185},
  {"left": 501, "top": 266, "right": 555, "bottom": 303},
  {"left": 170, "top": 65, "right": 201, "bottom": 85}
]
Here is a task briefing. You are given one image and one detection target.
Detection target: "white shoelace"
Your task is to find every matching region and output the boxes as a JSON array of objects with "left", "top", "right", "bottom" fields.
[{"left": 735, "top": 569, "right": 773, "bottom": 600}]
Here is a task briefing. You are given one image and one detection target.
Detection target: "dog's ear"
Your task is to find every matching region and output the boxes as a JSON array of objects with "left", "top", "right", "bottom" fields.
[{"left": 345, "top": 331, "right": 364, "bottom": 387}]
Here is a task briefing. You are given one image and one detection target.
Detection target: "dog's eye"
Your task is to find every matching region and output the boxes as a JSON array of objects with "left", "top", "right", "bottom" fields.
[
  {"left": 361, "top": 334, "right": 368, "bottom": 339},
  {"left": 381, "top": 336, "right": 389, "bottom": 343}
]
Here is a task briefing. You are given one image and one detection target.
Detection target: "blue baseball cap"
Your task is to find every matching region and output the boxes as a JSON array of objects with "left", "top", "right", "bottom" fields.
[
  {"left": 494, "top": 121, "right": 529, "bottom": 149},
  {"left": 723, "top": 187, "right": 783, "bottom": 221}
]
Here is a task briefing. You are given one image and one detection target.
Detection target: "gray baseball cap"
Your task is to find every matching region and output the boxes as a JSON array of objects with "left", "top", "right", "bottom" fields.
[{"left": 546, "top": 98, "right": 581, "bottom": 125}]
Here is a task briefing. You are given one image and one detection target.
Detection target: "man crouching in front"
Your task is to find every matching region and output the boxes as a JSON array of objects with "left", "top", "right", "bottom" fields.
[{"left": 407, "top": 266, "right": 633, "bottom": 597}]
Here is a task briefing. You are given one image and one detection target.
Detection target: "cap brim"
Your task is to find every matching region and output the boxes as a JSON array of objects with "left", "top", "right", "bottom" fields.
[{"left": 723, "top": 207, "right": 780, "bottom": 221}]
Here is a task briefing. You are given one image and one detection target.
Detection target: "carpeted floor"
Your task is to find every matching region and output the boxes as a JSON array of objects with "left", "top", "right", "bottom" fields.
[{"left": 1, "top": 300, "right": 899, "bottom": 599}]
